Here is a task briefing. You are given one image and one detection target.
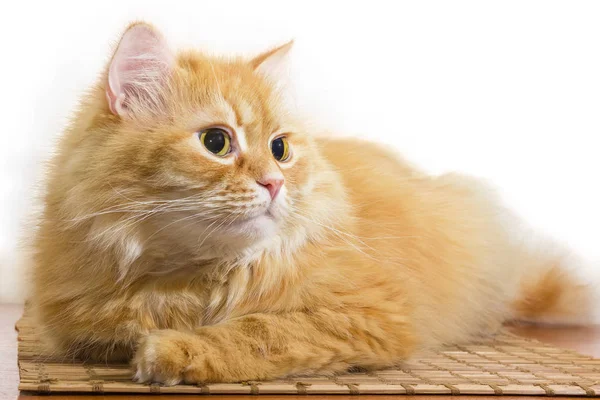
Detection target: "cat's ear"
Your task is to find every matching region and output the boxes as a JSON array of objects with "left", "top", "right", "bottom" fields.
[
  {"left": 250, "top": 41, "right": 294, "bottom": 86},
  {"left": 106, "top": 23, "right": 175, "bottom": 117}
]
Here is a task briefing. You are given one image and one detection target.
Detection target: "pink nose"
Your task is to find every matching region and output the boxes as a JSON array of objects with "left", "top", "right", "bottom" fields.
[{"left": 257, "top": 177, "right": 284, "bottom": 200}]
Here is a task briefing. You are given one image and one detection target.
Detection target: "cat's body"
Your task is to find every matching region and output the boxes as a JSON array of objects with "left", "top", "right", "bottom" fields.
[{"left": 30, "top": 23, "right": 595, "bottom": 385}]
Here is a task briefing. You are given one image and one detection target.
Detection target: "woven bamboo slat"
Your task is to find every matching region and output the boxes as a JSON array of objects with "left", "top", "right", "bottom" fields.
[{"left": 16, "top": 309, "right": 600, "bottom": 396}]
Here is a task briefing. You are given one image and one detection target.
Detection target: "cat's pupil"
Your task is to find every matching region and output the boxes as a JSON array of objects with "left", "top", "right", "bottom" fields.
[
  {"left": 203, "top": 129, "right": 226, "bottom": 154},
  {"left": 271, "top": 138, "right": 285, "bottom": 160}
]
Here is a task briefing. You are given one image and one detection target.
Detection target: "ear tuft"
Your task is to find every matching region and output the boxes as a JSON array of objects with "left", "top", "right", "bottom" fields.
[
  {"left": 106, "top": 23, "right": 174, "bottom": 117},
  {"left": 250, "top": 40, "right": 294, "bottom": 86}
]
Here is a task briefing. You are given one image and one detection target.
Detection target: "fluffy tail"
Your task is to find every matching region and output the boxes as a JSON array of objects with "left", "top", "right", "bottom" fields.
[{"left": 510, "top": 240, "right": 599, "bottom": 325}]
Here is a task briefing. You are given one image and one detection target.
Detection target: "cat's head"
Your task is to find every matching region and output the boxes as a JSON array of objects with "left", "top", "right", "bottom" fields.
[{"left": 57, "top": 22, "right": 345, "bottom": 275}]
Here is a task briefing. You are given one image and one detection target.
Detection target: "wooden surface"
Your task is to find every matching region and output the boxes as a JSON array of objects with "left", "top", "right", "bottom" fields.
[
  {"left": 15, "top": 307, "right": 600, "bottom": 396},
  {"left": 2, "top": 303, "right": 599, "bottom": 399},
  {"left": 1, "top": 304, "right": 20, "bottom": 399}
]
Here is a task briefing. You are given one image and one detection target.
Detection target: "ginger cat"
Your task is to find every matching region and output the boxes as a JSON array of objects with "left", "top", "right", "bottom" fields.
[{"left": 30, "top": 22, "right": 595, "bottom": 385}]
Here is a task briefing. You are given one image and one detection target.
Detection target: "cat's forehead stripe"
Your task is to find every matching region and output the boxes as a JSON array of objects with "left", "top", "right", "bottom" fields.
[
  {"left": 230, "top": 99, "right": 268, "bottom": 139},
  {"left": 220, "top": 99, "right": 249, "bottom": 152},
  {"left": 233, "top": 99, "right": 256, "bottom": 128},
  {"left": 235, "top": 127, "right": 249, "bottom": 153}
]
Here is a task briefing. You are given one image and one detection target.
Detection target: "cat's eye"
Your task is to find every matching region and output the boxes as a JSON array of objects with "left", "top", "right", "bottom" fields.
[
  {"left": 271, "top": 137, "right": 290, "bottom": 162},
  {"left": 199, "top": 128, "right": 231, "bottom": 156}
]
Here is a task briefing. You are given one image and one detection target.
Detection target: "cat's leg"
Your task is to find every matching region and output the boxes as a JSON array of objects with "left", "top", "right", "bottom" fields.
[
  {"left": 34, "top": 301, "right": 143, "bottom": 363},
  {"left": 132, "top": 308, "right": 415, "bottom": 385}
]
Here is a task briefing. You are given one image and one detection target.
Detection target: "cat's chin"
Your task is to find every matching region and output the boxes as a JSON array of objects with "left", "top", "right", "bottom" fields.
[{"left": 227, "top": 213, "right": 278, "bottom": 240}]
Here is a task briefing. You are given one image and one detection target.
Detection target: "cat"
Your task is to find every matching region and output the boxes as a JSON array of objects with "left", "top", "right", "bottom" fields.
[{"left": 29, "top": 22, "right": 596, "bottom": 386}]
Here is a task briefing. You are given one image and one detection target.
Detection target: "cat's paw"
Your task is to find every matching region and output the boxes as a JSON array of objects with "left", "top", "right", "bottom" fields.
[{"left": 132, "top": 329, "right": 204, "bottom": 386}]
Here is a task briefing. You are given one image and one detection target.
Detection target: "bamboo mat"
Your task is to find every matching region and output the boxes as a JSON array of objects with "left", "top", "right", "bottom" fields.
[{"left": 17, "top": 311, "right": 600, "bottom": 396}]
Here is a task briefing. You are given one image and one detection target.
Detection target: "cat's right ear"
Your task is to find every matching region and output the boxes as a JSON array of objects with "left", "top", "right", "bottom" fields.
[{"left": 106, "top": 23, "right": 174, "bottom": 117}]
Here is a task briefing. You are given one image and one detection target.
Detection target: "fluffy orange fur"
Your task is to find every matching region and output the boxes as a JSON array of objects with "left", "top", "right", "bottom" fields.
[{"left": 29, "top": 22, "right": 595, "bottom": 385}]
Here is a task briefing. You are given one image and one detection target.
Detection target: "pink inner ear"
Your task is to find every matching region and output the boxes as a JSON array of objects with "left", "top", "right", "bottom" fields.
[{"left": 106, "top": 24, "right": 174, "bottom": 116}]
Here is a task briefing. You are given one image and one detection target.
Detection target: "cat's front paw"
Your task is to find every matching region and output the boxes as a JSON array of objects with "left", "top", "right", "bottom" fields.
[{"left": 132, "top": 329, "right": 211, "bottom": 386}]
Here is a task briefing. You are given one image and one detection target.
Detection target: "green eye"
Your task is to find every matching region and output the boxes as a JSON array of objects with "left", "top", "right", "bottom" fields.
[
  {"left": 199, "top": 128, "right": 231, "bottom": 156},
  {"left": 271, "top": 137, "right": 290, "bottom": 162}
]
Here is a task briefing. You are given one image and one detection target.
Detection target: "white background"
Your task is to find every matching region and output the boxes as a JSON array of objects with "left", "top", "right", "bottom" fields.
[{"left": 1, "top": 1, "right": 599, "bottom": 303}]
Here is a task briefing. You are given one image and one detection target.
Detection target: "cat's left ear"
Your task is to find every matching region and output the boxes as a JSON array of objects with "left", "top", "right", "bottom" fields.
[{"left": 250, "top": 41, "right": 294, "bottom": 86}]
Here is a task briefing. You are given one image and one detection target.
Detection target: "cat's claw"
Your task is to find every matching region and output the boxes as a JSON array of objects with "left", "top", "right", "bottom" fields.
[{"left": 132, "top": 330, "right": 188, "bottom": 386}]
